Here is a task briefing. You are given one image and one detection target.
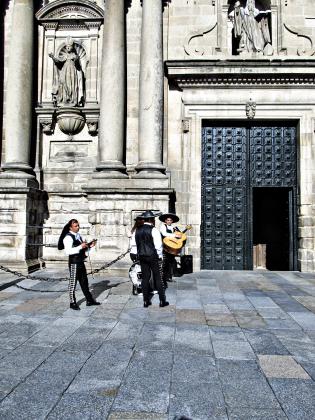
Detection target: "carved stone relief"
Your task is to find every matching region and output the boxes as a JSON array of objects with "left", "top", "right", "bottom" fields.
[
  {"left": 40, "top": 118, "right": 55, "bottom": 136},
  {"left": 246, "top": 99, "right": 256, "bottom": 119}
]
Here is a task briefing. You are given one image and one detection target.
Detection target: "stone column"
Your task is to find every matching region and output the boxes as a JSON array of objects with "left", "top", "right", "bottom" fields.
[
  {"left": 1, "top": 0, "right": 35, "bottom": 180},
  {"left": 95, "top": 0, "right": 127, "bottom": 178},
  {"left": 135, "top": 0, "right": 166, "bottom": 178}
]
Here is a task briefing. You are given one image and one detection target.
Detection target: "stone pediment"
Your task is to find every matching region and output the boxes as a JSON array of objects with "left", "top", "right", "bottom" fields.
[{"left": 36, "top": 0, "right": 104, "bottom": 21}]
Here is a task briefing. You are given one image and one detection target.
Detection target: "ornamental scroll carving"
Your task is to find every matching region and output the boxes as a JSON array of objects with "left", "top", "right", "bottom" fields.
[
  {"left": 283, "top": 24, "right": 315, "bottom": 56},
  {"left": 184, "top": 21, "right": 218, "bottom": 57}
]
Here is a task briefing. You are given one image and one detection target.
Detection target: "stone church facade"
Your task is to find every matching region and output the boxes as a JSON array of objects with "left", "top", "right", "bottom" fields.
[{"left": 0, "top": 0, "right": 314, "bottom": 273}]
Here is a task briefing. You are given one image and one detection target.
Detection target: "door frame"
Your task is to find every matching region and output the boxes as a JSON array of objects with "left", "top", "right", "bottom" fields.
[{"left": 201, "top": 120, "right": 299, "bottom": 271}]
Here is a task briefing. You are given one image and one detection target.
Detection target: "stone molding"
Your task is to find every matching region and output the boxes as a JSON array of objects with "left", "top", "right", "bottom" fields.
[
  {"left": 166, "top": 60, "right": 315, "bottom": 88},
  {"left": 36, "top": 0, "right": 104, "bottom": 20}
]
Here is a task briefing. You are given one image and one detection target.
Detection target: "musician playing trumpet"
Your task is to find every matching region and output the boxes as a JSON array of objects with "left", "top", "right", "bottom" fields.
[{"left": 159, "top": 213, "right": 182, "bottom": 287}]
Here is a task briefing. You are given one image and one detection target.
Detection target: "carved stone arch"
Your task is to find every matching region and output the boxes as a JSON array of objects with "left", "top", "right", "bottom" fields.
[{"left": 36, "top": 0, "right": 104, "bottom": 21}]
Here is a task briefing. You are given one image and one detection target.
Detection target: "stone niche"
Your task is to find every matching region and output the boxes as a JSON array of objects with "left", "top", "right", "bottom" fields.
[{"left": 35, "top": 0, "right": 103, "bottom": 181}]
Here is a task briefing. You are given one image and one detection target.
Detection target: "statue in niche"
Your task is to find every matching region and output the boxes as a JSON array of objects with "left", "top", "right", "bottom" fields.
[
  {"left": 230, "top": 0, "right": 273, "bottom": 55},
  {"left": 49, "top": 37, "right": 86, "bottom": 107}
]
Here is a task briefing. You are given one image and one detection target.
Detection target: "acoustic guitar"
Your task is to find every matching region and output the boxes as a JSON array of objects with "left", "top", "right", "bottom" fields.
[{"left": 163, "top": 225, "right": 192, "bottom": 256}]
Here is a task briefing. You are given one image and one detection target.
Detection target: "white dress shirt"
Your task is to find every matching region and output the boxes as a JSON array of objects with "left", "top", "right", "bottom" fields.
[
  {"left": 159, "top": 223, "right": 177, "bottom": 238},
  {"left": 63, "top": 231, "right": 83, "bottom": 256},
  {"left": 146, "top": 223, "right": 163, "bottom": 258},
  {"left": 129, "top": 231, "right": 137, "bottom": 254}
]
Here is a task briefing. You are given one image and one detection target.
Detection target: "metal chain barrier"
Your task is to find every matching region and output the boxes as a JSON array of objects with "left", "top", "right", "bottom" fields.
[{"left": 0, "top": 248, "right": 131, "bottom": 293}]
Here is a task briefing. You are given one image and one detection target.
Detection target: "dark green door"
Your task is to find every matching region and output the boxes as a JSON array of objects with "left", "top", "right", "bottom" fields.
[{"left": 201, "top": 123, "right": 297, "bottom": 270}]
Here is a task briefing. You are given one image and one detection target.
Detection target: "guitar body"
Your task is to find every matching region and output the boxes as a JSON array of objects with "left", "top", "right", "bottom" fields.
[{"left": 163, "top": 232, "right": 187, "bottom": 256}]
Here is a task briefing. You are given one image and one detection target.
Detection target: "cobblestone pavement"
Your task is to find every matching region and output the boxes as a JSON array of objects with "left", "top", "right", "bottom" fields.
[{"left": 0, "top": 269, "right": 314, "bottom": 419}]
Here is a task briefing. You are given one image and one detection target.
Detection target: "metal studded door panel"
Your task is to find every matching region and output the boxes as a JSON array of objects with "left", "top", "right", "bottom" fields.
[
  {"left": 202, "top": 127, "right": 248, "bottom": 270},
  {"left": 201, "top": 124, "right": 297, "bottom": 270},
  {"left": 250, "top": 126, "right": 297, "bottom": 188}
]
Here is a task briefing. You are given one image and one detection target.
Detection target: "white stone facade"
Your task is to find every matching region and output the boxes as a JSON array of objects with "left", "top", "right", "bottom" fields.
[{"left": 0, "top": 0, "right": 314, "bottom": 273}]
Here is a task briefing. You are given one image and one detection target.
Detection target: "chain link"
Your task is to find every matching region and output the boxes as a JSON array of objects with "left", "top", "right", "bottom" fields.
[{"left": 0, "top": 248, "right": 131, "bottom": 292}]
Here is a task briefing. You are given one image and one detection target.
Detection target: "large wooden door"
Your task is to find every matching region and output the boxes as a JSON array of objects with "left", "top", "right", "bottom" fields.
[{"left": 201, "top": 123, "right": 297, "bottom": 270}]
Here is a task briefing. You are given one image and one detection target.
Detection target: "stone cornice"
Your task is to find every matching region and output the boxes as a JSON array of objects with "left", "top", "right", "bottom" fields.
[{"left": 165, "top": 59, "right": 315, "bottom": 89}]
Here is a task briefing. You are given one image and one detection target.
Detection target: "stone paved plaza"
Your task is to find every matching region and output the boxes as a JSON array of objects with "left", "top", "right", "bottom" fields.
[{"left": 0, "top": 269, "right": 315, "bottom": 419}]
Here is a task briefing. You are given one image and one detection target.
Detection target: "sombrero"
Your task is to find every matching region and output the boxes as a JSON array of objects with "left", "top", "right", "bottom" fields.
[
  {"left": 139, "top": 210, "right": 158, "bottom": 219},
  {"left": 159, "top": 213, "right": 179, "bottom": 223}
]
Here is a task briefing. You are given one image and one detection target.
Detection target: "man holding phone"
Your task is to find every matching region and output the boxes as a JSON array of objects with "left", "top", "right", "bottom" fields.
[{"left": 58, "top": 219, "right": 100, "bottom": 310}]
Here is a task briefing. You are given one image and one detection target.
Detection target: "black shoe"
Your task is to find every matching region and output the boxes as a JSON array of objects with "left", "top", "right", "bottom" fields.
[
  {"left": 70, "top": 303, "right": 80, "bottom": 310},
  {"left": 143, "top": 301, "right": 152, "bottom": 308},
  {"left": 86, "top": 300, "right": 101, "bottom": 306},
  {"left": 159, "top": 301, "right": 169, "bottom": 307}
]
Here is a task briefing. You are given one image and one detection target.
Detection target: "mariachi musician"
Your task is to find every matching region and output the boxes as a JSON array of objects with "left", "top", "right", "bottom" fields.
[{"left": 159, "top": 213, "right": 182, "bottom": 287}]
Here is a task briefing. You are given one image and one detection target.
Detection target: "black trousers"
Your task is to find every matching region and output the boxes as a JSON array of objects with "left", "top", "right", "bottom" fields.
[
  {"left": 139, "top": 255, "right": 166, "bottom": 303},
  {"left": 162, "top": 251, "right": 177, "bottom": 283},
  {"left": 68, "top": 262, "right": 93, "bottom": 304}
]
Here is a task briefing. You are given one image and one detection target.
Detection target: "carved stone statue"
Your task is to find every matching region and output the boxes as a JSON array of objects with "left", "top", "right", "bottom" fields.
[
  {"left": 49, "top": 37, "right": 86, "bottom": 107},
  {"left": 230, "top": 0, "right": 273, "bottom": 55}
]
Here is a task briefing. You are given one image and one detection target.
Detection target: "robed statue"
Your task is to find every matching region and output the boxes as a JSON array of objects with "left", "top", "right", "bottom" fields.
[
  {"left": 49, "top": 37, "right": 86, "bottom": 107},
  {"left": 230, "top": 0, "right": 272, "bottom": 55}
]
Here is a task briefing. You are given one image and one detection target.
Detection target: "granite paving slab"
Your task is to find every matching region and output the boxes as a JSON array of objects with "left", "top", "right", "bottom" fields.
[
  {"left": 175, "top": 308, "right": 206, "bottom": 324},
  {"left": 288, "top": 311, "right": 315, "bottom": 330},
  {"left": 293, "top": 295, "right": 315, "bottom": 312},
  {"left": 112, "top": 350, "right": 173, "bottom": 414},
  {"left": 206, "top": 313, "right": 238, "bottom": 327},
  {"left": 244, "top": 330, "right": 290, "bottom": 355},
  {"left": 269, "top": 379, "right": 315, "bottom": 420},
  {"left": 109, "top": 412, "right": 168, "bottom": 420},
  {"left": 209, "top": 326, "right": 246, "bottom": 342},
  {"left": 135, "top": 322, "right": 175, "bottom": 351},
  {"left": 227, "top": 407, "right": 288, "bottom": 420},
  {"left": 212, "top": 340, "right": 256, "bottom": 360},
  {"left": 217, "top": 360, "right": 281, "bottom": 409},
  {"left": 47, "top": 390, "right": 115, "bottom": 420},
  {"left": 172, "top": 353, "right": 217, "bottom": 384},
  {"left": 258, "top": 355, "right": 311, "bottom": 379},
  {"left": 174, "top": 323, "right": 213, "bottom": 355},
  {"left": 169, "top": 381, "right": 227, "bottom": 420}
]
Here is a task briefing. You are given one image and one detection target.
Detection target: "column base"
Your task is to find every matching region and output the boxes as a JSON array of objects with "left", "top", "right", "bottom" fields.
[
  {"left": 0, "top": 170, "right": 38, "bottom": 189},
  {"left": 94, "top": 161, "right": 128, "bottom": 179},
  {"left": 134, "top": 161, "right": 167, "bottom": 178}
]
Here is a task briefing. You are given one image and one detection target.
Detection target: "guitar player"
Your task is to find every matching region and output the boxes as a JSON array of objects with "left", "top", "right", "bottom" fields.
[{"left": 159, "top": 213, "right": 182, "bottom": 287}]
